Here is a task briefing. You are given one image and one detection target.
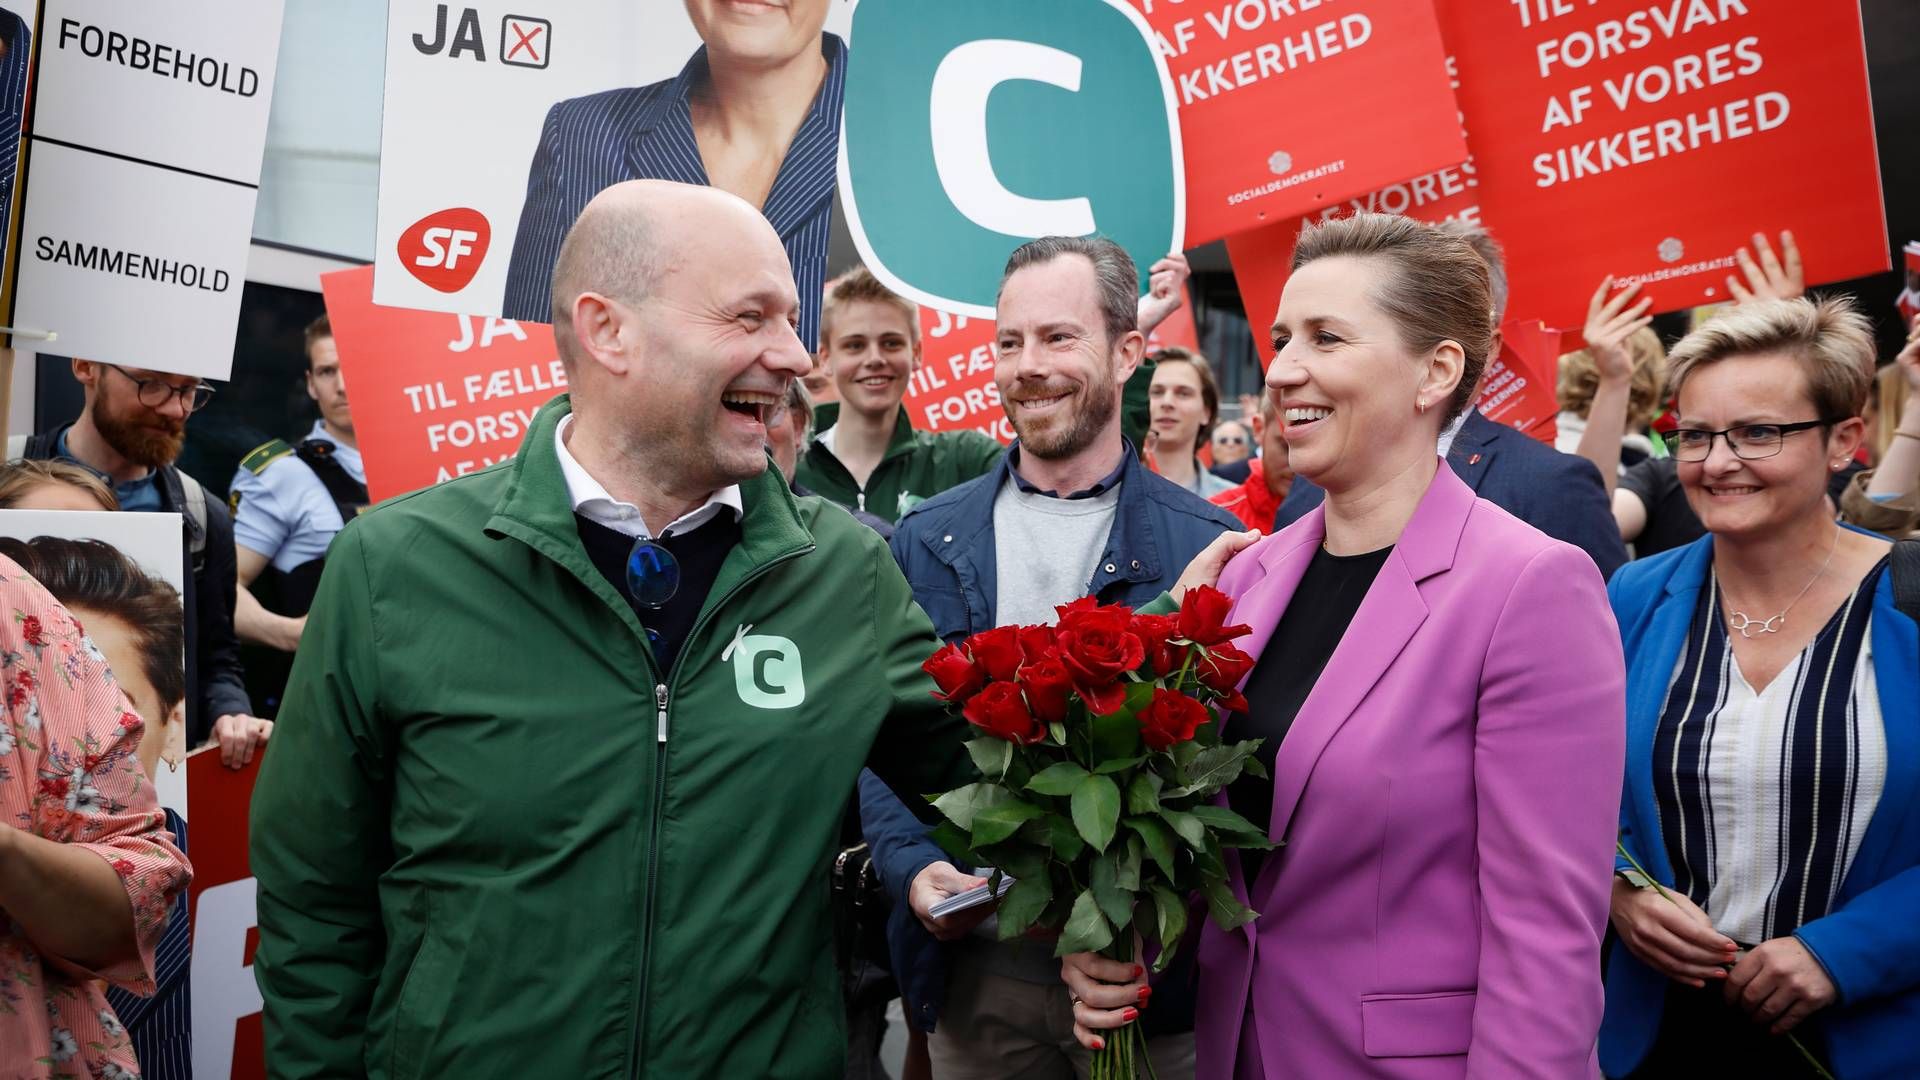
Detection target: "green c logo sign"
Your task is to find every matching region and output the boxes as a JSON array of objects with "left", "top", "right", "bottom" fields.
[
  {"left": 840, "top": 0, "right": 1184, "bottom": 318},
  {"left": 724, "top": 624, "right": 806, "bottom": 710}
]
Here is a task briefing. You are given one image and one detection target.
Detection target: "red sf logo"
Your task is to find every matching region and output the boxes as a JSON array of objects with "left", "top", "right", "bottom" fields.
[{"left": 398, "top": 208, "right": 491, "bottom": 293}]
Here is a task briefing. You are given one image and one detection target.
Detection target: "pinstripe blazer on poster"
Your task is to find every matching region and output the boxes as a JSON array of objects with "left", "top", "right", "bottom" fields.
[{"left": 502, "top": 33, "right": 845, "bottom": 350}]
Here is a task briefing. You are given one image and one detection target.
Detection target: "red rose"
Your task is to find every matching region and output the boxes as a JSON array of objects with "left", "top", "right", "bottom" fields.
[
  {"left": 1177, "top": 585, "right": 1251, "bottom": 647},
  {"left": 923, "top": 642, "right": 986, "bottom": 703},
  {"left": 1138, "top": 688, "right": 1210, "bottom": 750},
  {"left": 1056, "top": 604, "right": 1146, "bottom": 715},
  {"left": 1054, "top": 596, "right": 1099, "bottom": 621},
  {"left": 1019, "top": 654, "right": 1075, "bottom": 725},
  {"left": 964, "top": 680, "right": 1044, "bottom": 744},
  {"left": 1198, "top": 643, "right": 1256, "bottom": 695},
  {"left": 967, "top": 626, "right": 1025, "bottom": 682},
  {"left": 1130, "top": 614, "right": 1182, "bottom": 675},
  {"left": 1017, "top": 624, "right": 1059, "bottom": 663},
  {"left": 20, "top": 615, "right": 45, "bottom": 647}
]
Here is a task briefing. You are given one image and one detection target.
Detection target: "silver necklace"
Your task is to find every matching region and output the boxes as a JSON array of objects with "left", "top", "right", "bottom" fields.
[{"left": 1723, "top": 527, "right": 1839, "bottom": 639}]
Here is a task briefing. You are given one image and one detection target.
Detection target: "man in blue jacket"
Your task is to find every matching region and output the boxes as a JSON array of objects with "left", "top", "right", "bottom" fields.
[
  {"left": 1270, "top": 222, "right": 1628, "bottom": 579},
  {"left": 862, "top": 236, "right": 1245, "bottom": 1078}
]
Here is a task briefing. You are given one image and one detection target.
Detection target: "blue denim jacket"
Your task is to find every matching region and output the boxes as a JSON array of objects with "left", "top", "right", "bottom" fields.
[{"left": 862, "top": 445, "right": 1240, "bottom": 1032}]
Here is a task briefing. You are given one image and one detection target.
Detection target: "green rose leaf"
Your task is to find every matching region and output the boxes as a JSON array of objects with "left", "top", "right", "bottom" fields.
[
  {"left": 1089, "top": 850, "right": 1133, "bottom": 930},
  {"left": 996, "top": 872, "right": 1054, "bottom": 941},
  {"left": 1055, "top": 888, "right": 1116, "bottom": 957},
  {"left": 1027, "top": 761, "right": 1091, "bottom": 796},
  {"left": 1090, "top": 699, "right": 1147, "bottom": 760},
  {"left": 1048, "top": 721, "right": 1068, "bottom": 746},
  {"left": 1163, "top": 741, "right": 1263, "bottom": 799},
  {"left": 1158, "top": 806, "right": 1209, "bottom": 850},
  {"left": 965, "top": 737, "right": 1013, "bottom": 780},
  {"left": 932, "top": 782, "right": 1013, "bottom": 832},
  {"left": 1149, "top": 884, "right": 1188, "bottom": 972},
  {"left": 1125, "top": 770, "right": 1163, "bottom": 816},
  {"left": 971, "top": 800, "right": 1046, "bottom": 847},
  {"left": 1116, "top": 833, "right": 1144, "bottom": 892},
  {"left": 929, "top": 821, "right": 979, "bottom": 864},
  {"left": 1126, "top": 816, "right": 1178, "bottom": 877},
  {"left": 1188, "top": 804, "right": 1273, "bottom": 847},
  {"left": 1093, "top": 755, "right": 1146, "bottom": 775},
  {"left": 979, "top": 843, "right": 1049, "bottom": 882},
  {"left": 1046, "top": 815, "right": 1086, "bottom": 863},
  {"left": 1202, "top": 875, "right": 1259, "bottom": 932},
  {"left": 1071, "top": 774, "right": 1122, "bottom": 853}
]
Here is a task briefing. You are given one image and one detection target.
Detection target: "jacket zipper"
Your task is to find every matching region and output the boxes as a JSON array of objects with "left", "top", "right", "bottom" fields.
[{"left": 628, "top": 544, "right": 813, "bottom": 1077}]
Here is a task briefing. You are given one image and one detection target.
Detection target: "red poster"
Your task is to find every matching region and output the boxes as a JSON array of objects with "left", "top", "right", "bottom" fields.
[
  {"left": 322, "top": 266, "right": 566, "bottom": 502},
  {"left": 1445, "top": 0, "right": 1886, "bottom": 330},
  {"left": 187, "top": 747, "right": 266, "bottom": 1080},
  {"left": 1126, "top": 0, "right": 1467, "bottom": 246}
]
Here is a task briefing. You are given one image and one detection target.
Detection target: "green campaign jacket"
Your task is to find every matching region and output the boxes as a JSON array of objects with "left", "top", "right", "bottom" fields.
[
  {"left": 251, "top": 395, "right": 973, "bottom": 1079},
  {"left": 793, "top": 403, "right": 1004, "bottom": 522}
]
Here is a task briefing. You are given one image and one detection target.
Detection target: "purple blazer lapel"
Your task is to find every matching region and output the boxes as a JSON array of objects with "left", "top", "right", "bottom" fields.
[{"left": 1242, "top": 464, "right": 1478, "bottom": 908}]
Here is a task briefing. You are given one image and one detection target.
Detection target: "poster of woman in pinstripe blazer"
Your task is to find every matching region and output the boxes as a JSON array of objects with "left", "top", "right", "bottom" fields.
[{"left": 377, "top": 1, "right": 849, "bottom": 352}]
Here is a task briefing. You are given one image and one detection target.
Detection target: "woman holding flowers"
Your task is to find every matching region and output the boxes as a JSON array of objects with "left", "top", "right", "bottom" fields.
[
  {"left": 1602, "top": 298, "right": 1919, "bottom": 1080},
  {"left": 1065, "top": 212, "right": 1627, "bottom": 1078}
]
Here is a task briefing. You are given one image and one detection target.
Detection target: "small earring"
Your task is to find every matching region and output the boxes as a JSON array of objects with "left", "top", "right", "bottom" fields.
[{"left": 1416, "top": 399, "right": 1429, "bottom": 413}]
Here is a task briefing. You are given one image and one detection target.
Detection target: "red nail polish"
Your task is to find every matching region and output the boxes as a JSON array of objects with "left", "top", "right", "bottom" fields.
[
  {"left": 1092, "top": 1038, "right": 1105, "bottom": 1051},
  {"left": 1123, "top": 1008, "right": 1139, "bottom": 1022},
  {"left": 1138, "top": 987, "right": 1153, "bottom": 1003},
  {"left": 1133, "top": 964, "right": 1145, "bottom": 978}
]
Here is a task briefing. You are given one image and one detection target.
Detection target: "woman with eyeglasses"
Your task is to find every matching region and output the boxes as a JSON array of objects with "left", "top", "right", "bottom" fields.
[{"left": 1602, "top": 297, "right": 1920, "bottom": 1079}]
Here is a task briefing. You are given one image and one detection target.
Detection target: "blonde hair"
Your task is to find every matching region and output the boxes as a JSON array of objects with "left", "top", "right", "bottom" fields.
[
  {"left": 0, "top": 459, "right": 118, "bottom": 510},
  {"left": 1666, "top": 297, "right": 1875, "bottom": 420},
  {"left": 1291, "top": 212, "right": 1494, "bottom": 424},
  {"left": 821, "top": 266, "right": 919, "bottom": 347},
  {"left": 1558, "top": 327, "right": 1668, "bottom": 428}
]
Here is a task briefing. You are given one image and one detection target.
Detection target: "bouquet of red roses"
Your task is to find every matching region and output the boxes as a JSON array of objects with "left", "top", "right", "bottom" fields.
[{"left": 920, "top": 586, "right": 1275, "bottom": 1079}]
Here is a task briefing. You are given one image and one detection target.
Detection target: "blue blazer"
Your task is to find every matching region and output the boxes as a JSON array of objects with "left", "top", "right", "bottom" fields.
[
  {"left": 1274, "top": 410, "right": 1629, "bottom": 579},
  {"left": 861, "top": 447, "right": 1240, "bottom": 1033},
  {"left": 1602, "top": 538, "right": 1920, "bottom": 1079},
  {"left": 501, "top": 34, "right": 845, "bottom": 349}
]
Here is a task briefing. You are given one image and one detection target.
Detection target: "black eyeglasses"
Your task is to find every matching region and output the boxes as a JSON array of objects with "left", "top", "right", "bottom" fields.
[
  {"left": 1661, "top": 419, "right": 1836, "bottom": 462},
  {"left": 105, "top": 364, "right": 216, "bottom": 413}
]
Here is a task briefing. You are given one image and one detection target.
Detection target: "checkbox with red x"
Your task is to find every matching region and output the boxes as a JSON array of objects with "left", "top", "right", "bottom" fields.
[{"left": 500, "top": 14, "right": 550, "bottom": 69}]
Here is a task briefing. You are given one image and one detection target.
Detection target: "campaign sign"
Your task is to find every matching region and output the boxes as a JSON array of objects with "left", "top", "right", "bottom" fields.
[
  {"left": 0, "top": 4, "right": 37, "bottom": 296},
  {"left": 322, "top": 265, "right": 565, "bottom": 502},
  {"left": 374, "top": 1, "right": 853, "bottom": 339},
  {"left": 1446, "top": 0, "right": 1886, "bottom": 329},
  {"left": 13, "top": 141, "right": 257, "bottom": 378},
  {"left": 6, "top": 0, "right": 285, "bottom": 376},
  {"left": 1125, "top": 0, "right": 1464, "bottom": 247},
  {"left": 187, "top": 747, "right": 267, "bottom": 1080},
  {"left": 840, "top": 0, "right": 1183, "bottom": 319}
]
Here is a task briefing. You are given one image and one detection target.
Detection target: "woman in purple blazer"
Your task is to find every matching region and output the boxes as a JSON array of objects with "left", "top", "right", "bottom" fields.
[{"left": 1064, "top": 213, "right": 1627, "bottom": 1077}]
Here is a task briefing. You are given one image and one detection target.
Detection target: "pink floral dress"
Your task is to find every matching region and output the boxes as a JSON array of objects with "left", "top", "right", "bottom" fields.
[{"left": 0, "top": 555, "right": 191, "bottom": 1078}]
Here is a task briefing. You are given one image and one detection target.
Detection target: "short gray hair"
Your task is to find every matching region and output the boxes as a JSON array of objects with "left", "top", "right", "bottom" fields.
[
  {"left": 996, "top": 236, "right": 1138, "bottom": 346},
  {"left": 1432, "top": 219, "right": 1509, "bottom": 324},
  {"left": 550, "top": 200, "right": 663, "bottom": 367},
  {"left": 783, "top": 379, "right": 815, "bottom": 441}
]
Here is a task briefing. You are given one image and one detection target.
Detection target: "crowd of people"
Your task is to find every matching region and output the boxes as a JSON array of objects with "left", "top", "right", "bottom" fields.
[{"left": 1, "top": 174, "right": 1917, "bottom": 1080}]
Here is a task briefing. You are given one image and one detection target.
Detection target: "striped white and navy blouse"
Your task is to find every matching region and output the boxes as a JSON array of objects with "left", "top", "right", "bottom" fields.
[{"left": 1653, "top": 558, "right": 1889, "bottom": 946}]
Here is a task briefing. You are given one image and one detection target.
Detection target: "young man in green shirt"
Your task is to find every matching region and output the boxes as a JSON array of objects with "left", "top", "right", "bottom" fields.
[{"left": 795, "top": 267, "right": 1005, "bottom": 521}]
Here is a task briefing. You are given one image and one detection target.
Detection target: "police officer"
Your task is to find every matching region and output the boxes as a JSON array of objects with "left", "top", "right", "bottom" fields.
[{"left": 230, "top": 315, "right": 367, "bottom": 716}]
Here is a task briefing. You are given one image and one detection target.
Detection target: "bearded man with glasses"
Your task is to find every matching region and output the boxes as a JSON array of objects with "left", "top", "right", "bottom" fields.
[{"left": 21, "top": 359, "right": 268, "bottom": 764}]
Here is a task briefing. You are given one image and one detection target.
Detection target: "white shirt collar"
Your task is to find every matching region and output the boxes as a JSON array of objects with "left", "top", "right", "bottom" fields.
[{"left": 554, "top": 414, "right": 743, "bottom": 540}]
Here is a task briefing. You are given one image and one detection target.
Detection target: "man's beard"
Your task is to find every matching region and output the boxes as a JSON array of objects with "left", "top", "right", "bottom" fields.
[
  {"left": 1010, "top": 372, "right": 1117, "bottom": 461},
  {"left": 93, "top": 397, "right": 185, "bottom": 468}
]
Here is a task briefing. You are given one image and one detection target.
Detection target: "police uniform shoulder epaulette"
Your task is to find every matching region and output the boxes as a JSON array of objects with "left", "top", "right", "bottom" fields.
[{"left": 240, "top": 438, "right": 297, "bottom": 475}]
